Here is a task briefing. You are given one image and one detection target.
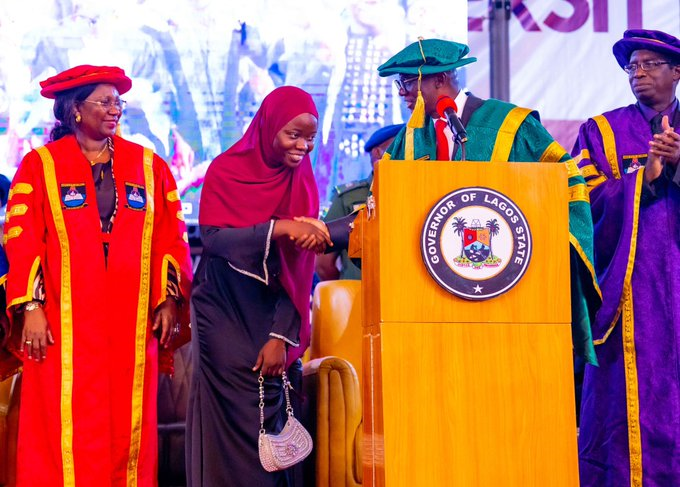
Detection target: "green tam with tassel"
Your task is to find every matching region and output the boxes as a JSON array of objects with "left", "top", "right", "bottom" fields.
[
  {"left": 377, "top": 38, "right": 476, "bottom": 77},
  {"left": 378, "top": 38, "right": 476, "bottom": 129}
]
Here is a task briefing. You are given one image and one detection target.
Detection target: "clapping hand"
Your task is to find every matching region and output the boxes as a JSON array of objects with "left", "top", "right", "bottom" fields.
[{"left": 647, "top": 115, "right": 680, "bottom": 182}]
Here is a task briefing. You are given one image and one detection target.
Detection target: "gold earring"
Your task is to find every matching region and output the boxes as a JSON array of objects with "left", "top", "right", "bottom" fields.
[{"left": 75, "top": 113, "right": 82, "bottom": 123}]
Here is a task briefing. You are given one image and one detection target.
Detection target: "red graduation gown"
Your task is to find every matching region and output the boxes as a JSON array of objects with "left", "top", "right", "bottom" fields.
[{"left": 4, "top": 135, "right": 192, "bottom": 487}]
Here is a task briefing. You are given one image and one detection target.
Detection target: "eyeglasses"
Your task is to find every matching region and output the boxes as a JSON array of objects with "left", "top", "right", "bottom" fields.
[
  {"left": 394, "top": 75, "right": 421, "bottom": 92},
  {"left": 623, "top": 61, "right": 670, "bottom": 74},
  {"left": 81, "top": 98, "right": 127, "bottom": 110}
]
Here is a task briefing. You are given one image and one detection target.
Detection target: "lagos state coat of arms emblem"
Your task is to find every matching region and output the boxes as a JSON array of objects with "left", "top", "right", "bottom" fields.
[{"left": 421, "top": 187, "right": 532, "bottom": 300}]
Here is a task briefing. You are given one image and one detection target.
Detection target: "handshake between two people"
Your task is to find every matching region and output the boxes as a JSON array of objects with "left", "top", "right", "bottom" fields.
[{"left": 273, "top": 216, "right": 333, "bottom": 254}]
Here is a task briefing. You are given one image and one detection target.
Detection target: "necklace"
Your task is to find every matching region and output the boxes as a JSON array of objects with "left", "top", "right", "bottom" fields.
[{"left": 82, "top": 141, "right": 110, "bottom": 165}]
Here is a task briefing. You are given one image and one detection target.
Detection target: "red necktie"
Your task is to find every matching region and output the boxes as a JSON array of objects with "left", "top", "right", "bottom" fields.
[{"left": 435, "top": 119, "right": 449, "bottom": 161}]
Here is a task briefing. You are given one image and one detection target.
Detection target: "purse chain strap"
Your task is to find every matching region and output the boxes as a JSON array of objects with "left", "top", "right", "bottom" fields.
[{"left": 259, "top": 371, "right": 294, "bottom": 435}]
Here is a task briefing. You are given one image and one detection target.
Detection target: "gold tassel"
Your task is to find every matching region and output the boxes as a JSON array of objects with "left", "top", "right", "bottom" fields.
[
  {"left": 407, "top": 89, "right": 426, "bottom": 129},
  {"left": 407, "top": 38, "right": 428, "bottom": 129}
]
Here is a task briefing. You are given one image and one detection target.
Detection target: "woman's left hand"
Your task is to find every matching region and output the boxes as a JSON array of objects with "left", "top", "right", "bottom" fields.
[
  {"left": 252, "top": 338, "right": 287, "bottom": 377},
  {"left": 153, "top": 298, "right": 178, "bottom": 349}
]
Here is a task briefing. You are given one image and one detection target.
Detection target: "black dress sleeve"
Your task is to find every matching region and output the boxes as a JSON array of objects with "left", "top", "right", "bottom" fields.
[
  {"left": 325, "top": 213, "right": 356, "bottom": 252},
  {"left": 269, "top": 291, "right": 300, "bottom": 347},
  {"left": 200, "top": 223, "right": 301, "bottom": 345},
  {"left": 200, "top": 222, "right": 275, "bottom": 283}
]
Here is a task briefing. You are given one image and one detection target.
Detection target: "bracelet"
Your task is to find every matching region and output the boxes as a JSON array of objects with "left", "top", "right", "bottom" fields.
[{"left": 24, "top": 301, "right": 43, "bottom": 312}]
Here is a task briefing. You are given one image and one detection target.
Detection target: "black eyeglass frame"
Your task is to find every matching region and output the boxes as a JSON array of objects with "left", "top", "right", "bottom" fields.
[
  {"left": 622, "top": 60, "right": 671, "bottom": 75},
  {"left": 393, "top": 75, "right": 421, "bottom": 92}
]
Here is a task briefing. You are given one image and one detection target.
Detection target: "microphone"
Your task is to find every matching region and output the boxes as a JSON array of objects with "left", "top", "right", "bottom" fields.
[{"left": 436, "top": 96, "right": 468, "bottom": 144}]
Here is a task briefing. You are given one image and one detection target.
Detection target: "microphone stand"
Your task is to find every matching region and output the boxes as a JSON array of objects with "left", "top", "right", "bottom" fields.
[
  {"left": 450, "top": 136, "right": 467, "bottom": 161},
  {"left": 459, "top": 138, "right": 467, "bottom": 161}
]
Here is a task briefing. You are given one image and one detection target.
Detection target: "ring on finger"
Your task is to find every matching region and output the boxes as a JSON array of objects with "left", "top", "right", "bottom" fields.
[{"left": 25, "top": 340, "right": 32, "bottom": 346}]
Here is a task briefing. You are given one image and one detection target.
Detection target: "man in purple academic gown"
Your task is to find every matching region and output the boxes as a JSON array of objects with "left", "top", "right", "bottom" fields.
[{"left": 572, "top": 29, "right": 680, "bottom": 487}]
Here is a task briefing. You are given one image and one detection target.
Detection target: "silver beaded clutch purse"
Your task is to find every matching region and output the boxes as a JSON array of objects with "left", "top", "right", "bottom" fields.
[{"left": 258, "top": 371, "right": 313, "bottom": 472}]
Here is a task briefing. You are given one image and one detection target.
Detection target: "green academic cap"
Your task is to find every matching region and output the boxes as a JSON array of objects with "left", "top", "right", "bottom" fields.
[{"left": 377, "top": 38, "right": 477, "bottom": 77}]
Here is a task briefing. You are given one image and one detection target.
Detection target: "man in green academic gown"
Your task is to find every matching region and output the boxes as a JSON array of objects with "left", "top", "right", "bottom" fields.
[{"left": 378, "top": 38, "right": 600, "bottom": 366}]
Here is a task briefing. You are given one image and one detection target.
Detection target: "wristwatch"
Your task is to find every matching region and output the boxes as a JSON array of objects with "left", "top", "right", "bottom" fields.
[{"left": 24, "top": 301, "right": 43, "bottom": 312}]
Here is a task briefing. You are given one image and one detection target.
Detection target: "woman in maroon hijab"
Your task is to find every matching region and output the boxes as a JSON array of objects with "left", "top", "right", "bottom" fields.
[{"left": 187, "top": 86, "right": 331, "bottom": 486}]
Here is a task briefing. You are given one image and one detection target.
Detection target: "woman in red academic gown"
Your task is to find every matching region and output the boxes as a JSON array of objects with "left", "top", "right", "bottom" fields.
[{"left": 4, "top": 65, "right": 192, "bottom": 487}]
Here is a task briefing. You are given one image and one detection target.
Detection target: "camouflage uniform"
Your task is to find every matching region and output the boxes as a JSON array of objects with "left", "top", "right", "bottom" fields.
[{"left": 322, "top": 176, "right": 371, "bottom": 279}]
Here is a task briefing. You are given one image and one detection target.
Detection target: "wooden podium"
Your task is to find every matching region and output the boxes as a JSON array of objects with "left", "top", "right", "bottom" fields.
[{"left": 350, "top": 160, "right": 578, "bottom": 486}]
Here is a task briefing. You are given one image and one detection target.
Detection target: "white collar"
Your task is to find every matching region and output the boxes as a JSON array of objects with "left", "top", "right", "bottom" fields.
[{"left": 454, "top": 90, "right": 468, "bottom": 116}]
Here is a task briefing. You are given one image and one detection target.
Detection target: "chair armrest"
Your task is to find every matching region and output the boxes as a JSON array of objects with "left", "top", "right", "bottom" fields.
[{"left": 303, "top": 356, "right": 363, "bottom": 486}]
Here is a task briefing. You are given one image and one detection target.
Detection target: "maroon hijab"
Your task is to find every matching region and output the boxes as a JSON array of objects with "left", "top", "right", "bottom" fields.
[{"left": 200, "top": 86, "right": 319, "bottom": 366}]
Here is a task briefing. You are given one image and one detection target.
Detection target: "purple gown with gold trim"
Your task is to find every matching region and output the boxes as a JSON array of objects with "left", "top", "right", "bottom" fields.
[{"left": 573, "top": 104, "right": 680, "bottom": 486}]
